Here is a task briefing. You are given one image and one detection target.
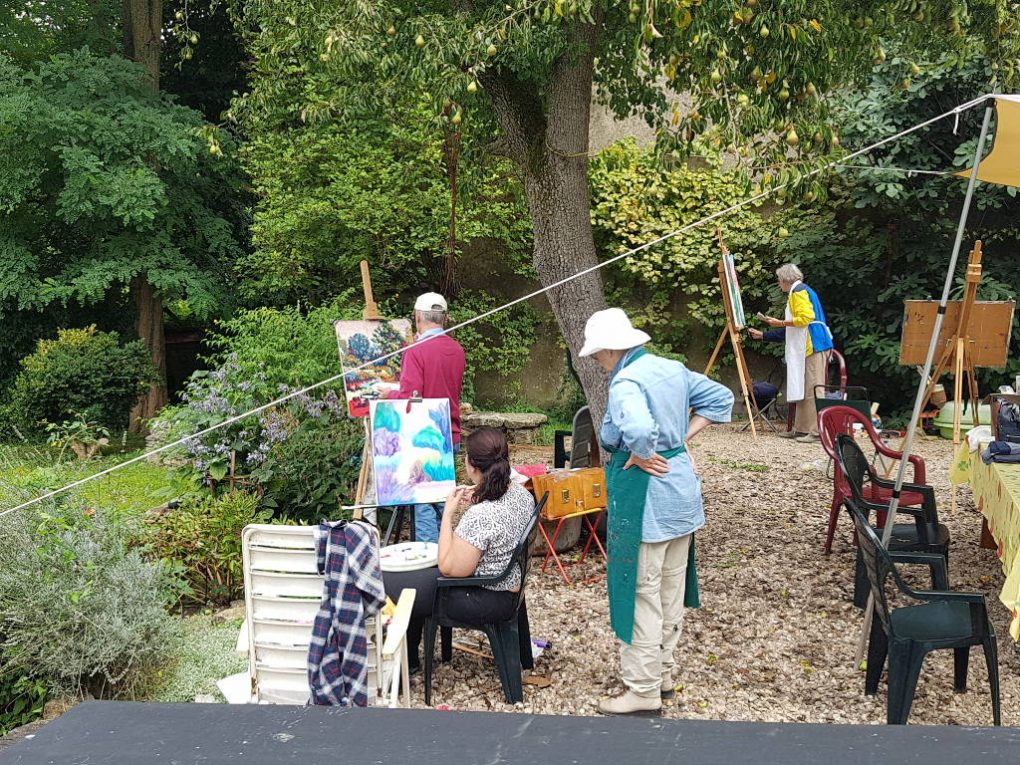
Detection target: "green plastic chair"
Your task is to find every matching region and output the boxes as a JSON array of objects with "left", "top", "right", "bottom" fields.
[
  {"left": 845, "top": 498, "right": 1001, "bottom": 726},
  {"left": 814, "top": 383, "right": 872, "bottom": 422},
  {"left": 423, "top": 495, "right": 544, "bottom": 705}
]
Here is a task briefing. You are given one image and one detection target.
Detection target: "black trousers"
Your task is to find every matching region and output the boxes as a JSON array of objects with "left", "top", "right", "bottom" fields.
[{"left": 383, "top": 568, "right": 515, "bottom": 668}]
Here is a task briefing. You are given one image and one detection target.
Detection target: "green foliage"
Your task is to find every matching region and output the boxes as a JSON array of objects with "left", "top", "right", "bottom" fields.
[
  {"left": 801, "top": 48, "right": 1020, "bottom": 411},
  {"left": 144, "top": 613, "right": 247, "bottom": 703},
  {"left": 0, "top": 1, "right": 120, "bottom": 65},
  {"left": 0, "top": 507, "right": 183, "bottom": 698},
  {"left": 207, "top": 295, "right": 361, "bottom": 391},
  {"left": 255, "top": 414, "right": 364, "bottom": 523},
  {"left": 235, "top": 0, "right": 1018, "bottom": 183},
  {"left": 0, "top": 50, "right": 247, "bottom": 326},
  {"left": 45, "top": 411, "right": 111, "bottom": 462},
  {"left": 447, "top": 290, "right": 540, "bottom": 403},
  {"left": 589, "top": 139, "right": 809, "bottom": 355},
  {"left": 9, "top": 326, "right": 156, "bottom": 434},
  {"left": 0, "top": 677, "right": 46, "bottom": 738},
  {"left": 149, "top": 297, "right": 360, "bottom": 506},
  {"left": 146, "top": 491, "right": 270, "bottom": 606},
  {"left": 240, "top": 116, "right": 449, "bottom": 306},
  {"left": 0, "top": 444, "right": 187, "bottom": 521},
  {"left": 234, "top": 69, "right": 532, "bottom": 308},
  {"left": 0, "top": 674, "right": 46, "bottom": 736}
]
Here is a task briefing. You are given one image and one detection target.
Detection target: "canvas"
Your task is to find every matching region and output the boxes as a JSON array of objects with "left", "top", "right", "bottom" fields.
[
  {"left": 334, "top": 319, "right": 414, "bottom": 417},
  {"left": 370, "top": 398, "right": 457, "bottom": 506},
  {"left": 723, "top": 252, "right": 746, "bottom": 329}
]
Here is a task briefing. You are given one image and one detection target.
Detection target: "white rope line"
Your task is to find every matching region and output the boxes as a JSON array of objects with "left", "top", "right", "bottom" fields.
[
  {"left": 0, "top": 92, "right": 994, "bottom": 522},
  {"left": 835, "top": 163, "right": 951, "bottom": 176}
]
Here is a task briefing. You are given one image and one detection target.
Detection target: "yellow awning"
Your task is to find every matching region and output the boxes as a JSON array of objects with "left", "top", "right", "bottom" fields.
[{"left": 958, "top": 95, "right": 1020, "bottom": 188}]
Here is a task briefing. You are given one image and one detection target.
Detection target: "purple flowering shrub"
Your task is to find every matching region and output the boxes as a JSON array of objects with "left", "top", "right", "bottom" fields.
[{"left": 150, "top": 357, "right": 361, "bottom": 521}]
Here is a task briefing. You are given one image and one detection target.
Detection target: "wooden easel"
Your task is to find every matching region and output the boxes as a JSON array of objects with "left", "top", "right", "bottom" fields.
[
  {"left": 917, "top": 241, "right": 984, "bottom": 446},
  {"left": 704, "top": 231, "right": 761, "bottom": 438},
  {"left": 351, "top": 260, "right": 382, "bottom": 521}
]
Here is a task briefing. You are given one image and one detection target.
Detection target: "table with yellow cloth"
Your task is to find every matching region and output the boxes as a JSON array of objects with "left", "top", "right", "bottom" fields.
[{"left": 951, "top": 441, "right": 1020, "bottom": 640}]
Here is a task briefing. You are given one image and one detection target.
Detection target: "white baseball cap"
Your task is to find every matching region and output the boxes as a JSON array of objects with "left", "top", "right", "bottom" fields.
[
  {"left": 578, "top": 308, "right": 651, "bottom": 357},
  {"left": 414, "top": 292, "right": 448, "bottom": 312}
]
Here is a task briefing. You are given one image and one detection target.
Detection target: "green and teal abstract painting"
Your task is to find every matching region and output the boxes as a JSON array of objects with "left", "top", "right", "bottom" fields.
[{"left": 369, "top": 398, "right": 456, "bottom": 505}]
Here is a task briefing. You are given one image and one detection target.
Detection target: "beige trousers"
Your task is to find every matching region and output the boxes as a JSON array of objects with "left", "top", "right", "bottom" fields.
[
  {"left": 793, "top": 351, "right": 829, "bottom": 436},
  {"left": 620, "top": 533, "right": 692, "bottom": 698}
]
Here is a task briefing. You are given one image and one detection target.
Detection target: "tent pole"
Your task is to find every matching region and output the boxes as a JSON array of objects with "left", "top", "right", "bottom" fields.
[{"left": 855, "top": 99, "right": 995, "bottom": 663}]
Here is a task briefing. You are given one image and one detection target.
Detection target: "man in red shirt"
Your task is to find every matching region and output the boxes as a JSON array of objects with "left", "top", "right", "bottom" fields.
[{"left": 388, "top": 292, "right": 466, "bottom": 542}]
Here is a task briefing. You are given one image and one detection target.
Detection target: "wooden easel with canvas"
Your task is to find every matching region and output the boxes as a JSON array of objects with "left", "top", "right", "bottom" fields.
[
  {"left": 334, "top": 261, "right": 414, "bottom": 522},
  {"left": 704, "top": 231, "right": 762, "bottom": 437},
  {"left": 334, "top": 267, "right": 458, "bottom": 541},
  {"left": 899, "top": 241, "right": 1015, "bottom": 446}
]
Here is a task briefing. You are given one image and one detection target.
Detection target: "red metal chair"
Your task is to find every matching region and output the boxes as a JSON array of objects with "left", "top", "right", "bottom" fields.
[{"left": 817, "top": 405, "right": 928, "bottom": 554}]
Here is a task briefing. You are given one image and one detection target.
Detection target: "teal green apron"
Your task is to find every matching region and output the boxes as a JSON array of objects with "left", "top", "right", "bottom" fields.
[{"left": 604, "top": 349, "right": 700, "bottom": 644}]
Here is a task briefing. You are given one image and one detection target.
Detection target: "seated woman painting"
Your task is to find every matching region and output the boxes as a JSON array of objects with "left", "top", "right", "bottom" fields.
[
  {"left": 384, "top": 426, "right": 535, "bottom": 672},
  {"left": 437, "top": 426, "right": 537, "bottom": 624}
]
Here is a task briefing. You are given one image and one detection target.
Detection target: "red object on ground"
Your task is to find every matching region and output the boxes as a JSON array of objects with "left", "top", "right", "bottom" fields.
[
  {"left": 818, "top": 405, "right": 927, "bottom": 554},
  {"left": 513, "top": 464, "right": 548, "bottom": 478}
]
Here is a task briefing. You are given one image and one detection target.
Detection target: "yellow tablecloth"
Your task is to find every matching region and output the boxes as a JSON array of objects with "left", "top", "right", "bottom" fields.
[{"left": 953, "top": 442, "right": 1020, "bottom": 640}]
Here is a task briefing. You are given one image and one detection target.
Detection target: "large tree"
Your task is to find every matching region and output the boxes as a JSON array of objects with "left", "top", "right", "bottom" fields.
[
  {"left": 0, "top": 51, "right": 247, "bottom": 419},
  {"left": 0, "top": 0, "right": 249, "bottom": 423},
  {"left": 236, "top": 0, "right": 1018, "bottom": 419}
]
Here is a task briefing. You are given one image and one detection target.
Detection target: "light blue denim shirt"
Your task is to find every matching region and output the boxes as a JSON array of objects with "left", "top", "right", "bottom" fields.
[{"left": 601, "top": 348, "right": 734, "bottom": 542}]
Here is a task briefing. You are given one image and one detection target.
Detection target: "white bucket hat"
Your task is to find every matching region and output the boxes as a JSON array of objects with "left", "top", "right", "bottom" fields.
[
  {"left": 578, "top": 308, "right": 651, "bottom": 357},
  {"left": 414, "top": 292, "right": 448, "bottom": 312}
]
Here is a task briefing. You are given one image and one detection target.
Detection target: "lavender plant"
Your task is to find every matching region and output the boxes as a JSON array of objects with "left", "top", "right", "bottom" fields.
[{"left": 152, "top": 356, "right": 360, "bottom": 519}]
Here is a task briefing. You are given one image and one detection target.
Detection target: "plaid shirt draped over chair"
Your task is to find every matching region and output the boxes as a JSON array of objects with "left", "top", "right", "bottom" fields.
[{"left": 307, "top": 520, "right": 385, "bottom": 707}]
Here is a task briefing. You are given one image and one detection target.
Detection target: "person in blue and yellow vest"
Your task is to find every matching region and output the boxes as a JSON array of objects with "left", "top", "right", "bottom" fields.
[
  {"left": 748, "top": 263, "right": 833, "bottom": 443},
  {"left": 579, "top": 308, "right": 733, "bottom": 716}
]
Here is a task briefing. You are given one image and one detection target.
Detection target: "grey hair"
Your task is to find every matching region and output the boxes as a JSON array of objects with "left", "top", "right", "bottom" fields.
[
  {"left": 416, "top": 309, "right": 447, "bottom": 327},
  {"left": 775, "top": 263, "right": 803, "bottom": 284}
]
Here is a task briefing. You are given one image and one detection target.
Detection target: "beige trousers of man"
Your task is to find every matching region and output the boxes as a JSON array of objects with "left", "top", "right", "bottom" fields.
[
  {"left": 620, "top": 533, "right": 692, "bottom": 697},
  {"left": 793, "top": 350, "right": 829, "bottom": 436}
]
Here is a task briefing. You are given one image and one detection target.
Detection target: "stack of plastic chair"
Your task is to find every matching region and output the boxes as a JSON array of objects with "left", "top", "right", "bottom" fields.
[
  {"left": 846, "top": 498, "right": 1000, "bottom": 725},
  {"left": 241, "top": 523, "right": 413, "bottom": 707}
]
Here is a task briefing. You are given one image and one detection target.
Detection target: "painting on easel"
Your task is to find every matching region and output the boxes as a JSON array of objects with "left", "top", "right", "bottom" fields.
[
  {"left": 370, "top": 398, "right": 456, "bottom": 506},
  {"left": 334, "top": 319, "right": 414, "bottom": 417},
  {"left": 722, "top": 252, "right": 746, "bottom": 329}
]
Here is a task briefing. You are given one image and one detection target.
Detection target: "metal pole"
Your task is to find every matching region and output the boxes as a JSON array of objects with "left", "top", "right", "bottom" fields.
[{"left": 856, "top": 98, "right": 996, "bottom": 661}]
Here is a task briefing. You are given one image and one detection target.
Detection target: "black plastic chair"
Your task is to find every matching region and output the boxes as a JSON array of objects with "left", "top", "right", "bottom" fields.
[
  {"left": 423, "top": 493, "right": 545, "bottom": 705},
  {"left": 554, "top": 406, "right": 596, "bottom": 469},
  {"left": 845, "top": 498, "right": 1001, "bottom": 725},
  {"left": 834, "top": 434, "right": 950, "bottom": 608}
]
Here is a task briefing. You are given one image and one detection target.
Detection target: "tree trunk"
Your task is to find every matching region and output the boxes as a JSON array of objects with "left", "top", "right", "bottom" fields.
[
  {"left": 122, "top": 0, "right": 162, "bottom": 91},
  {"left": 129, "top": 274, "right": 167, "bottom": 429},
  {"left": 484, "top": 18, "right": 610, "bottom": 425},
  {"left": 123, "top": 0, "right": 166, "bottom": 429}
]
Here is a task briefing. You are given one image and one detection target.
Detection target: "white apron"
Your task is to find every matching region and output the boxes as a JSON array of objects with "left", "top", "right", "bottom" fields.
[{"left": 784, "top": 283, "right": 808, "bottom": 402}]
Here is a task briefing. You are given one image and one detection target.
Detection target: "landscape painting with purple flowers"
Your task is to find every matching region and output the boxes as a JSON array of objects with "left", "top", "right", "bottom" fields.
[{"left": 369, "top": 398, "right": 456, "bottom": 506}]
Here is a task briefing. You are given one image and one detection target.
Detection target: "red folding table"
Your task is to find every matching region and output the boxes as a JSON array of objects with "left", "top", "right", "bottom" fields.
[{"left": 538, "top": 505, "right": 607, "bottom": 586}]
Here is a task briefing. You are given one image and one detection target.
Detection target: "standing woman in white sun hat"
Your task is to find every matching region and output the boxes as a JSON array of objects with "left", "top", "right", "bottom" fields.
[{"left": 579, "top": 308, "right": 733, "bottom": 716}]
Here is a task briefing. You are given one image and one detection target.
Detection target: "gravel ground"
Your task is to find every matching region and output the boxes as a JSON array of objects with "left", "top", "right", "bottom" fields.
[
  {"left": 416, "top": 426, "right": 1019, "bottom": 726},
  {"left": 5, "top": 426, "right": 1013, "bottom": 742}
]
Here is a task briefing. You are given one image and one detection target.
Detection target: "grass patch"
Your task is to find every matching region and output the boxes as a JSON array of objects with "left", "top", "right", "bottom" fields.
[
  {"left": 711, "top": 457, "right": 771, "bottom": 473},
  {"left": 535, "top": 417, "right": 572, "bottom": 447},
  {"left": 0, "top": 443, "right": 188, "bottom": 517},
  {"left": 145, "top": 614, "right": 247, "bottom": 703}
]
